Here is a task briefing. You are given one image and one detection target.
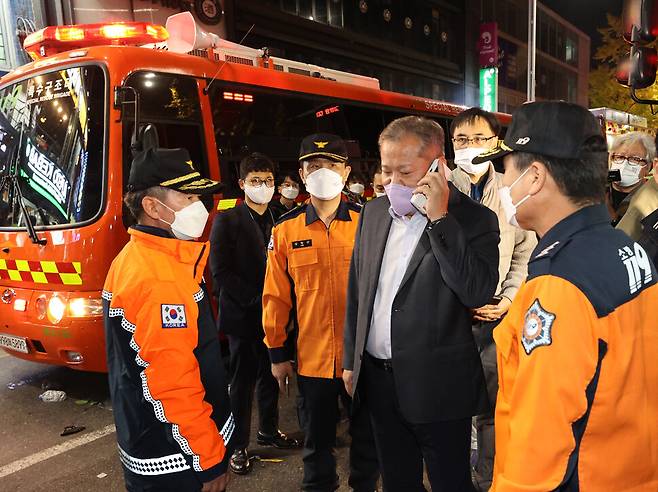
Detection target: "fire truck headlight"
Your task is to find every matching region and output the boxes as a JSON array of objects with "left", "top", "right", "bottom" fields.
[
  {"left": 47, "top": 296, "right": 66, "bottom": 324},
  {"left": 68, "top": 298, "right": 103, "bottom": 318}
]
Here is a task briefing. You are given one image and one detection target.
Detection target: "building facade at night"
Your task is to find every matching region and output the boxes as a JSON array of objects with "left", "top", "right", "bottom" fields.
[
  {"left": 224, "top": 0, "right": 483, "bottom": 106},
  {"left": 483, "top": 0, "right": 590, "bottom": 113},
  {"left": 4, "top": 1, "right": 589, "bottom": 114}
]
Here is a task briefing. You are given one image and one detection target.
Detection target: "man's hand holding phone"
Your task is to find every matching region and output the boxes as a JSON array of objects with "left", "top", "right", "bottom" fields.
[{"left": 413, "top": 158, "right": 450, "bottom": 221}]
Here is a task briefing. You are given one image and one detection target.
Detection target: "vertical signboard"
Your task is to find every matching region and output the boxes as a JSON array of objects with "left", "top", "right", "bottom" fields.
[
  {"left": 480, "top": 68, "right": 498, "bottom": 112},
  {"left": 479, "top": 22, "right": 499, "bottom": 68}
]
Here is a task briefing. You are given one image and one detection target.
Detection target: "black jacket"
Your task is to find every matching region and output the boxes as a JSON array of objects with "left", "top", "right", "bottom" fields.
[
  {"left": 343, "top": 185, "right": 500, "bottom": 424},
  {"left": 639, "top": 207, "right": 658, "bottom": 266},
  {"left": 209, "top": 203, "right": 280, "bottom": 338}
]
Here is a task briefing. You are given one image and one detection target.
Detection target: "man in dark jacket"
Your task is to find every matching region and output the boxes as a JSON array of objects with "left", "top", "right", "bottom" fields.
[
  {"left": 639, "top": 207, "right": 658, "bottom": 266},
  {"left": 209, "top": 153, "right": 298, "bottom": 476},
  {"left": 104, "top": 147, "right": 233, "bottom": 492},
  {"left": 342, "top": 116, "right": 500, "bottom": 491}
]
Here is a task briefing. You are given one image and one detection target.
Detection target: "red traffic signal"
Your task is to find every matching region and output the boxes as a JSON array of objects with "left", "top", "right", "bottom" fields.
[
  {"left": 616, "top": 55, "right": 631, "bottom": 86},
  {"left": 616, "top": 47, "right": 657, "bottom": 89},
  {"left": 623, "top": 0, "right": 658, "bottom": 42},
  {"left": 631, "top": 45, "right": 658, "bottom": 88}
]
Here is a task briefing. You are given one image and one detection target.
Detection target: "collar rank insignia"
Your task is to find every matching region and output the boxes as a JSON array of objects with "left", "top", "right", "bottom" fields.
[
  {"left": 161, "top": 304, "right": 188, "bottom": 328},
  {"left": 292, "top": 239, "right": 313, "bottom": 249},
  {"left": 314, "top": 141, "right": 329, "bottom": 149},
  {"left": 522, "top": 299, "right": 556, "bottom": 355}
]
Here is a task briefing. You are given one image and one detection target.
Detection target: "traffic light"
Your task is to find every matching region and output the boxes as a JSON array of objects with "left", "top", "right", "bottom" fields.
[
  {"left": 630, "top": 45, "right": 658, "bottom": 88},
  {"left": 618, "top": 0, "right": 658, "bottom": 102},
  {"left": 622, "top": 0, "right": 658, "bottom": 42}
]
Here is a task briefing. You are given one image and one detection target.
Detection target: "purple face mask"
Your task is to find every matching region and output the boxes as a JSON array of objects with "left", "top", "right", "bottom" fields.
[{"left": 384, "top": 183, "right": 417, "bottom": 217}]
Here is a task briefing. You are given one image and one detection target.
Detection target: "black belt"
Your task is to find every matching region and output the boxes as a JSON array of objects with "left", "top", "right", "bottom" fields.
[{"left": 364, "top": 352, "right": 393, "bottom": 372}]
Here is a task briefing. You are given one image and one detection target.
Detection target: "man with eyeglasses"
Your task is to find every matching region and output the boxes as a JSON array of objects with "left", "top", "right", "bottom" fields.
[
  {"left": 448, "top": 107, "right": 536, "bottom": 491},
  {"left": 608, "top": 132, "right": 655, "bottom": 223},
  {"left": 209, "top": 152, "right": 299, "bottom": 477}
]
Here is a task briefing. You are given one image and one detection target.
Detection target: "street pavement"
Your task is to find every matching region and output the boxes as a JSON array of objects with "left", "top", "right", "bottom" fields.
[{"left": 0, "top": 350, "right": 372, "bottom": 492}]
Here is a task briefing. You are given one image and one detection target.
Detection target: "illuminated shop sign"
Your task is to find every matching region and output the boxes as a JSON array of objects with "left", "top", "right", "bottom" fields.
[
  {"left": 23, "top": 139, "right": 70, "bottom": 214},
  {"left": 479, "top": 68, "right": 498, "bottom": 113}
]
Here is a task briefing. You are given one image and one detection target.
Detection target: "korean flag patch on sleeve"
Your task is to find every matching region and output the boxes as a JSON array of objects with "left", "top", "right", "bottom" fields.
[
  {"left": 521, "top": 299, "right": 556, "bottom": 355},
  {"left": 161, "top": 304, "right": 188, "bottom": 328}
]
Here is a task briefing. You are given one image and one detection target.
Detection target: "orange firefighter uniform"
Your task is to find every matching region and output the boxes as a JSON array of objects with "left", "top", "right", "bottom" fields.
[
  {"left": 103, "top": 226, "right": 234, "bottom": 489},
  {"left": 493, "top": 204, "right": 658, "bottom": 492},
  {"left": 262, "top": 200, "right": 360, "bottom": 377}
]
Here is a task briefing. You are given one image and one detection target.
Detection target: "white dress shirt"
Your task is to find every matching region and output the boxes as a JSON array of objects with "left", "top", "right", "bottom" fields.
[{"left": 366, "top": 208, "right": 427, "bottom": 359}]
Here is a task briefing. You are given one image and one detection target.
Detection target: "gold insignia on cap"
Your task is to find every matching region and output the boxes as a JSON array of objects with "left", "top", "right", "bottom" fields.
[
  {"left": 314, "top": 141, "right": 329, "bottom": 149},
  {"left": 501, "top": 142, "right": 513, "bottom": 151},
  {"left": 185, "top": 160, "right": 195, "bottom": 171}
]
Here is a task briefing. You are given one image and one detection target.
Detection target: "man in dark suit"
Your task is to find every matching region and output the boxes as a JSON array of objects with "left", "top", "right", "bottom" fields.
[
  {"left": 343, "top": 116, "right": 500, "bottom": 491},
  {"left": 209, "top": 153, "right": 298, "bottom": 476}
]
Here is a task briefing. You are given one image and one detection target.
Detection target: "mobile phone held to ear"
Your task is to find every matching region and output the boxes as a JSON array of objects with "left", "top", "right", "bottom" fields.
[{"left": 411, "top": 158, "right": 440, "bottom": 215}]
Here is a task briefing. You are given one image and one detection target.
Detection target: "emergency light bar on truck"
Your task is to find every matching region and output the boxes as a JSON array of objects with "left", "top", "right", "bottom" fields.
[
  {"left": 23, "top": 22, "right": 169, "bottom": 60},
  {"left": 22, "top": 13, "right": 379, "bottom": 91}
]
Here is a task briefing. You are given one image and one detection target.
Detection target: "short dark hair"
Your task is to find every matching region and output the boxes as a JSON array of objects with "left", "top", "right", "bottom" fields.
[
  {"left": 278, "top": 171, "right": 300, "bottom": 186},
  {"left": 239, "top": 152, "right": 275, "bottom": 180},
  {"left": 512, "top": 136, "right": 608, "bottom": 206},
  {"left": 348, "top": 172, "right": 366, "bottom": 184},
  {"left": 450, "top": 107, "right": 501, "bottom": 137},
  {"left": 123, "top": 186, "right": 169, "bottom": 221}
]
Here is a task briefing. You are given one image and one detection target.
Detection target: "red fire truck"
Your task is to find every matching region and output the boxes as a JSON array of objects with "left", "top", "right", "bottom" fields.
[{"left": 0, "top": 13, "right": 509, "bottom": 371}]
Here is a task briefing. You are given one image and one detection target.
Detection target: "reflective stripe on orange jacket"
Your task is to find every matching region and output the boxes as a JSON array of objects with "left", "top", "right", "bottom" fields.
[
  {"left": 493, "top": 205, "right": 658, "bottom": 492},
  {"left": 263, "top": 201, "right": 360, "bottom": 378},
  {"left": 103, "top": 226, "right": 233, "bottom": 487}
]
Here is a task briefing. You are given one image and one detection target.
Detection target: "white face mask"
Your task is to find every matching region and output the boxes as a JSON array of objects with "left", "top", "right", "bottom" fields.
[
  {"left": 281, "top": 185, "right": 299, "bottom": 200},
  {"left": 158, "top": 200, "right": 209, "bottom": 240},
  {"left": 454, "top": 147, "right": 492, "bottom": 175},
  {"left": 348, "top": 183, "right": 365, "bottom": 195},
  {"left": 611, "top": 160, "right": 642, "bottom": 187},
  {"left": 244, "top": 184, "right": 275, "bottom": 204},
  {"left": 499, "top": 167, "right": 533, "bottom": 228},
  {"left": 375, "top": 191, "right": 386, "bottom": 198},
  {"left": 304, "top": 168, "right": 345, "bottom": 200}
]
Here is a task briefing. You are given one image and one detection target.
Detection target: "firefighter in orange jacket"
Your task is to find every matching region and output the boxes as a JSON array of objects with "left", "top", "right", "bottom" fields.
[
  {"left": 472, "top": 102, "right": 658, "bottom": 491},
  {"left": 103, "top": 147, "right": 233, "bottom": 492},
  {"left": 263, "top": 134, "right": 376, "bottom": 491}
]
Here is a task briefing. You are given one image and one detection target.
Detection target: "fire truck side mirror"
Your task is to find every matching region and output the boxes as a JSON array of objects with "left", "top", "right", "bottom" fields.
[
  {"left": 623, "top": 0, "right": 658, "bottom": 42},
  {"left": 166, "top": 12, "right": 220, "bottom": 54}
]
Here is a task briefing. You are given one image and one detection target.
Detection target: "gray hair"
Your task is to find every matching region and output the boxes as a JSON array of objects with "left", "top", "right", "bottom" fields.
[
  {"left": 610, "top": 131, "right": 656, "bottom": 161},
  {"left": 378, "top": 116, "right": 445, "bottom": 156},
  {"left": 123, "top": 186, "right": 170, "bottom": 221}
]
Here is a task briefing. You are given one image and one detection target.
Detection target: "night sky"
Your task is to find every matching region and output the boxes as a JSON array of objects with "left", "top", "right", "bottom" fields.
[{"left": 541, "top": 0, "right": 622, "bottom": 52}]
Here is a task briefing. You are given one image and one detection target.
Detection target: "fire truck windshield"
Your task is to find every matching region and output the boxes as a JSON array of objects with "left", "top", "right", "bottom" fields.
[{"left": 0, "top": 65, "right": 105, "bottom": 228}]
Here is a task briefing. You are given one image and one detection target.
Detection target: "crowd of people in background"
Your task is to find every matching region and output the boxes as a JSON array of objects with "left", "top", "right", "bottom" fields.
[{"left": 103, "top": 101, "right": 658, "bottom": 492}]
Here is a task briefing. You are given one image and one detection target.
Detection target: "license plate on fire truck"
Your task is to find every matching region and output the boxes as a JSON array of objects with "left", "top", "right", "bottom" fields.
[{"left": 0, "top": 333, "right": 29, "bottom": 354}]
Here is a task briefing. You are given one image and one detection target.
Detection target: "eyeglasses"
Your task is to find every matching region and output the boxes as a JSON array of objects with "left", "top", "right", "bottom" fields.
[
  {"left": 610, "top": 154, "right": 649, "bottom": 167},
  {"left": 452, "top": 135, "right": 497, "bottom": 148},
  {"left": 246, "top": 177, "right": 275, "bottom": 187}
]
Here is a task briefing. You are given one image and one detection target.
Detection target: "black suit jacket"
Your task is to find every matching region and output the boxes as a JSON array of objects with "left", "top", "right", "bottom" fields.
[
  {"left": 209, "top": 203, "right": 279, "bottom": 338},
  {"left": 343, "top": 184, "right": 500, "bottom": 424}
]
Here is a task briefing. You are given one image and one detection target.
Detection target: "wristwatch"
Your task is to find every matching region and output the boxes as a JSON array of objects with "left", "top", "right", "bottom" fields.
[{"left": 426, "top": 211, "right": 448, "bottom": 230}]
